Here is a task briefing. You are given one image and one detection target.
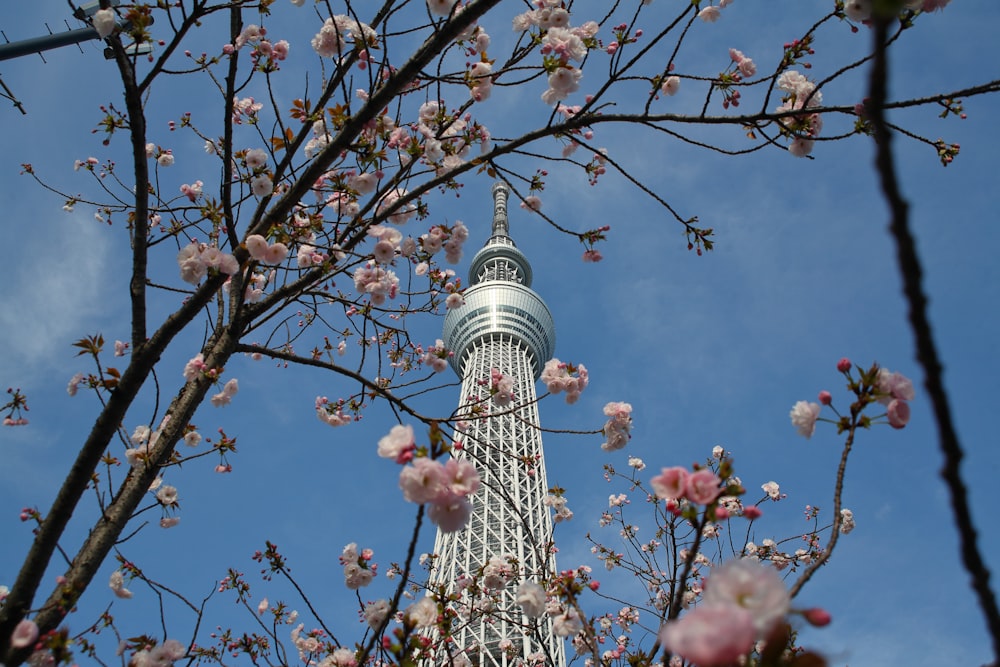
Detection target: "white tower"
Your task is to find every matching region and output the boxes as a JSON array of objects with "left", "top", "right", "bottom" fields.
[{"left": 429, "top": 182, "right": 565, "bottom": 667}]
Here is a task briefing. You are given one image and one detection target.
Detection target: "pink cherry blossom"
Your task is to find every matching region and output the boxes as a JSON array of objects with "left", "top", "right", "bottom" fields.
[
  {"left": 426, "top": 494, "right": 472, "bottom": 532},
  {"left": 790, "top": 400, "right": 821, "bottom": 438},
  {"left": 10, "top": 618, "right": 39, "bottom": 649},
  {"left": 601, "top": 401, "right": 633, "bottom": 451},
  {"left": 180, "top": 180, "right": 203, "bottom": 202},
  {"left": 887, "top": 399, "right": 911, "bottom": 429},
  {"left": 660, "top": 604, "right": 755, "bottom": 666},
  {"left": 541, "top": 358, "right": 588, "bottom": 403},
  {"left": 211, "top": 378, "right": 239, "bottom": 407},
  {"left": 263, "top": 242, "right": 288, "bottom": 265},
  {"left": 650, "top": 466, "right": 688, "bottom": 500},
  {"left": 378, "top": 424, "right": 415, "bottom": 460},
  {"left": 516, "top": 581, "right": 547, "bottom": 618},
  {"left": 399, "top": 458, "right": 446, "bottom": 504},
  {"left": 426, "top": 0, "right": 458, "bottom": 17},
  {"left": 442, "top": 458, "right": 480, "bottom": 496},
  {"left": 685, "top": 468, "right": 722, "bottom": 505},
  {"left": 660, "top": 75, "right": 681, "bottom": 96},
  {"left": 541, "top": 66, "right": 582, "bottom": 104},
  {"left": 843, "top": 0, "right": 872, "bottom": 21},
  {"left": 109, "top": 570, "right": 133, "bottom": 599},
  {"left": 245, "top": 148, "right": 268, "bottom": 169},
  {"left": 251, "top": 174, "right": 274, "bottom": 197},
  {"left": 698, "top": 6, "right": 721, "bottom": 22},
  {"left": 876, "top": 368, "right": 915, "bottom": 404},
  {"left": 702, "top": 559, "right": 790, "bottom": 635},
  {"left": 183, "top": 353, "right": 206, "bottom": 382}
]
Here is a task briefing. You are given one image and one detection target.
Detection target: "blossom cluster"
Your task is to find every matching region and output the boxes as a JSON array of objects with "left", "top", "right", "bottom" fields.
[
  {"left": 340, "top": 542, "right": 376, "bottom": 590},
  {"left": 316, "top": 396, "right": 351, "bottom": 427},
  {"left": 776, "top": 70, "right": 824, "bottom": 157},
  {"left": 420, "top": 340, "right": 451, "bottom": 373},
  {"left": 353, "top": 261, "right": 400, "bottom": 306},
  {"left": 514, "top": 2, "right": 598, "bottom": 105},
  {"left": 176, "top": 241, "right": 240, "bottom": 285},
  {"left": 311, "top": 14, "right": 377, "bottom": 59},
  {"left": 488, "top": 368, "right": 515, "bottom": 407},
  {"left": 600, "top": 401, "right": 633, "bottom": 451},
  {"left": 650, "top": 466, "right": 722, "bottom": 506},
  {"left": 875, "top": 367, "right": 915, "bottom": 429},
  {"left": 659, "top": 559, "right": 792, "bottom": 667},
  {"left": 246, "top": 234, "right": 289, "bottom": 265},
  {"left": 398, "top": 456, "right": 481, "bottom": 532},
  {"left": 377, "top": 424, "right": 481, "bottom": 532},
  {"left": 541, "top": 358, "right": 588, "bottom": 404}
]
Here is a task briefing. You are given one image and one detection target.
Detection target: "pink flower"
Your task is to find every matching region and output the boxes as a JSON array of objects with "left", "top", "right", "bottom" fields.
[
  {"left": 601, "top": 401, "right": 633, "bottom": 451},
  {"left": 10, "top": 618, "right": 39, "bottom": 649},
  {"left": 660, "top": 604, "right": 754, "bottom": 667},
  {"left": 661, "top": 75, "right": 680, "bottom": 96},
  {"left": 109, "top": 571, "right": 133, "bottom": 599},
  {"left": 156, "top": 484, "right": 178, "bottom": 506},
  {"left": 837, "top": 357, "right": 852, "bottom": 372},
  {"left": 788, "top": 137, "right": 814, "bottom": 157},
  {"left": 180, "top": 180, "right": 203, "bottom": 202},
  {"left": 516, "top": 581, "right": 547, "bottom": 618},
  {"left": 698, "top": 6, "right": 721, "bottom": 22},
  {"left": 582, "top": 249, "right": 603, "bottom": 262},
  {"left": 541, "top": 66, "right": 582, "bottom": 104},
  {"left": 818, "top": 390, "right": 832, "bottom": 405},
  {"left": 245, "top": 148, "right": 268, "bottom": 169},
  {"left": 685, "top": 468, "right": 722, "bottom": 505},
  {"left": 442, "top": 458, "right": 480, "bottom": 496},
  {"left": 540, "top": 358, "right": 588, "bottom": 403},
  {"left": 445, "top": 292, "right": 465, "bottom": 309},
  {"left": 426, "top": 0, "right": 458, "bottom": 16},
  {"left": 160, "top": 517, "right": 180, "bottom": 528},
  {"left": 246, "top": 234, "right": 269, "bottom": 261},
  {"left": 887, "top": 399, "right": 910, "bottom": 429},
  {"left": 399, "top": 458, "right": 445, "bottom": 504},
  {"left": 790, "top": 400, "right": 821, "bottom": 438},
  {"left": 251, "top": 174, "right": 274, "bottom": 197},
  {"left": 875, "top": 368, "right": 915, "bottom": 404},
  {"left": 263, "top": 242, "right": 288, "bottom": 265},
  {"left": 211, "top": 378, "right": 239, "bottom": 407},
  {"left": 183, "top": 353, "right": 206, "bottom": 382},
  {"left": 650, "top": 466, "right": 688, "bottom": 500},
  {"left": 703, "top": 559, "right": 790, "bottom": 635},
  {"left": 378, "top": 424, "right": 415, "bottom": 460},
  {"left": 521, "top": 195, "right": 542, "bottom": 212},
  {"left": 427, "top": 494, "right": 472, "bottom": 532}
]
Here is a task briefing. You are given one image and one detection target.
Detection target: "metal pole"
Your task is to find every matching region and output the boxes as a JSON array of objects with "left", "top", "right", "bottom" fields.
[{"left": 0, "top": 26, "right": 102, "bottom": 63}]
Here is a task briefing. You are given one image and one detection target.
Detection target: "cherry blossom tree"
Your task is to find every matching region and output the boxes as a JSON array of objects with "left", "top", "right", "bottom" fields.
[{"left": 1, "top": 0, "right": 998, "bottom": 666}]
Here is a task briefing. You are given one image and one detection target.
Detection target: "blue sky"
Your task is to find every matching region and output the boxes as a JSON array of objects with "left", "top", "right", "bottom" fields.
[{"left": 1, "top": 2, "right": 999, "bottom": 666}]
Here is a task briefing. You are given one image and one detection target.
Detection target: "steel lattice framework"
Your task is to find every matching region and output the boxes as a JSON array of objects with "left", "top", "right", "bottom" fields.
[{"left": 428, "top": 182, "right": 565, "bottom": 667}]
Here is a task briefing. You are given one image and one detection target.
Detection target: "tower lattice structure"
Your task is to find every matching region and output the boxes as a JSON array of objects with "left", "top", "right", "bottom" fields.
[{"left": 429, "top": 182, "right": 566, "bottom": 667}]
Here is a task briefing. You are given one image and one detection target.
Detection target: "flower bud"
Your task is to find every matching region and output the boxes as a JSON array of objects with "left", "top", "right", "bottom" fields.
[
  {"left": 803, "top": 607, "right": 832, "bottom": 627},
  {"left": 836, "top": 358, "right": 852, "bottom": 373}
]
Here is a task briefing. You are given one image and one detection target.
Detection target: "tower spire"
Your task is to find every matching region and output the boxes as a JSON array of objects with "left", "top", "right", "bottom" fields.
[
  {"left": 490, "top": 181, "right": 511, "bottom": 238},
  {"left": 428, "top": 184, "right": 564, "bottom": 667}
]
